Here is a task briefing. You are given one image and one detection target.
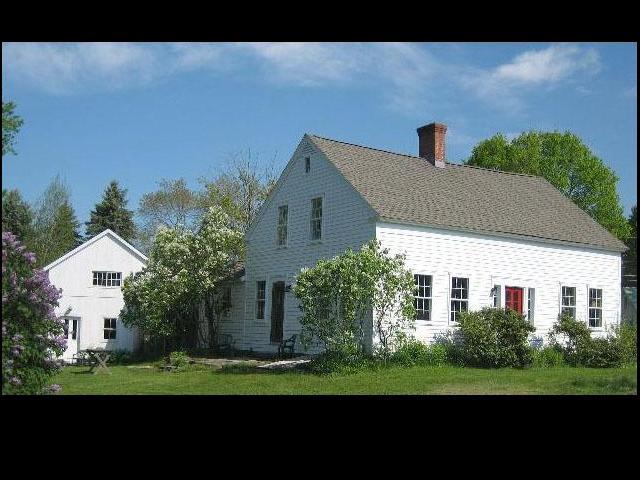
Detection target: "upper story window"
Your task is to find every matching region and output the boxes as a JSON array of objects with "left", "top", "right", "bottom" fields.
[
  {"left": 561, "top": 286, "right": 576, "bottom": 319},
  {"left": 256, "top": 281, "right": 266, "bottom": 320},
  {"left": 103, "top": 318, "right": 117, "bottom": 340},
  {"left": 588, "top": 288, "right": 603, "bottom": 328},
  {"left": 310, "top": 197, "right": 323, "bottom": 241},
  {"left": 277, "top": 205, "right": 288, "bottom": 246},
  {"left": 414, "top": 274, "right": 432, "bottom": 321},
  {"left": 450, "top": 277, "right": 469, "bottom": 323},
  {"left": 305, "top": 156, "right": 311, "bottom": 173},
  {"left": 93, "top": 271, "right": 122, "bottom": 287}
]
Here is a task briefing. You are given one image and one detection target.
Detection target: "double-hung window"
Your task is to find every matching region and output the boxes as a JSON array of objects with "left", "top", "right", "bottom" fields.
[
  {"left": 588, "top": 288, "right": 603, "bottom": 328},
  {"left": 527, "top": 288, "right": 536, "bottom": 324},
  {"left": 256, "top": 281, "right": 266, "bottom": 320},
  {"left": 103, "top": 318, "right": 117, "bottom": 340},
  {"left": 93, "top": 271, "right": 122, "bottom": 287},
  {"left": 561, "top": 286, "right": 576, "bottom": 319},
  {"left": 310, "top": 197, "right": 323, "bottom": 241},
  {"left": 450, "top": 277, "right": 469, "bottom": 323},
  {"left": 414, "top": 274, "right": 432, "bottom": 321},
  {"left": 277, "top": 205, "right": 288, "bottom": 246}
]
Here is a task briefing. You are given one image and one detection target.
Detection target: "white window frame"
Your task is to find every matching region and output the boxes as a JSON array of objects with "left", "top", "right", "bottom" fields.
[
  {"left": 305, "top": 156, "right": 311, "bottom": 174},
  {"left": 255, "top": 280, "right": 266, "bottom": 321},
  {"left": 449, "top": 274, "right": 469, "bottom": 325},
  {"left": 587, "top": 286, "right": 604, "bottom": 330},
  {"left": 413, "top": 274, "right": 433, "bottom": 322},
  {"left": 309, "top": 195, "right": 324, "bottom": 243},
  {"left": 93, "top": 271, "right": 122, "bottom": 287},
  {"left": 527, "top": 287, "right": 535, "bottom": 325},
  {"left": 276, "top": 204, "right": 288, "bottom": 247},
  {"left": 560, "top": 285, "right": 577, "bottom": 319},
  {"left": 103, "top": 318, "right": 117, "bottom": 340}
]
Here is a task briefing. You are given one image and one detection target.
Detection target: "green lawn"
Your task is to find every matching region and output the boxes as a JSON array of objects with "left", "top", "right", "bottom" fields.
[{"left": 52, "top": 363, "right": 637, "bottom": 395}]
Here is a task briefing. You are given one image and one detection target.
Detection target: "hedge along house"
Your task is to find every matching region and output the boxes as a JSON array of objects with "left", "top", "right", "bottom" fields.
[
  {"left": 44, "top": 229, "right": 148, "bottom": 362},
  {"left": 216, "top": 123, "right": 627, "bottom": 354}
]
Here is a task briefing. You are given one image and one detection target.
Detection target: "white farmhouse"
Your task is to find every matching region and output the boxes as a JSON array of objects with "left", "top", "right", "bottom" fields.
[
  {"left": 45, "top": 229, "right": 147, "bottom": 362},
  {"left": 215, "top": 123, "right": 627, "bottom": 354}
]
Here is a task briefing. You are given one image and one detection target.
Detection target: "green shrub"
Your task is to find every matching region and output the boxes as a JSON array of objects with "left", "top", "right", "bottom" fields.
[
  {"left": 308, "top": 351, "right": 377, "bottom": 375},
  {"left": 390, "top": 339, "right": 447, "bottom": 367},
  {"left": 548, "top": 314, "right": 592, "bottom": 365},
  {"left": 532, "top": 346, "right": 565, "bottom": 367},
  {"left": 433, "top": 331, "right": 466, "bottom": 366},
  {"left": 456, "top": 308, "right": 535, "bottom": 368},
  {"left": 575, "top": 337, "right": 624, "bottom": 368},
  {"left": 108, "top": 349, "right": 133, "bottom": 365},
  {"left": 617, "top": 323, "right": 637, "bottom": 364},
  {"left": 168, "top": 351, "right": 189, "bottom": 368}
]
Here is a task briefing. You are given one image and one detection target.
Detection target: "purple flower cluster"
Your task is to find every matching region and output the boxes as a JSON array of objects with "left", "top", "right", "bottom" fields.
[{"left": 3, "top": 231, "right": 65, "bottom": 393}]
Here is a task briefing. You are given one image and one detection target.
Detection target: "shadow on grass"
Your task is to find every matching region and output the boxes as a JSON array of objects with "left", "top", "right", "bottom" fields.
[{"left": 218, "top": 363, "right": 311, "bottom": 375}]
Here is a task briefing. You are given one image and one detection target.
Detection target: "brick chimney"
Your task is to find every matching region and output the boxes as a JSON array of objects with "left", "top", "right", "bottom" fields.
[{"left": 417, "top": 122, "right": 447, "bottom": 168}]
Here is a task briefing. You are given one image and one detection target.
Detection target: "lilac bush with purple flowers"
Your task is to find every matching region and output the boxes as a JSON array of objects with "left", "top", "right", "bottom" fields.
[{"left": 2, "top": 231, "right": 65, "bottom": 395}]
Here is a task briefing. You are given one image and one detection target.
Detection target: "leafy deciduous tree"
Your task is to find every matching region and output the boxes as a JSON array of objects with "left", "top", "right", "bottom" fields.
[
  {"left": 293, "top": 240, "right": 416, "bottom": 357},
  {"left": 120, "top": 206, "right": 243, "bottom": 351},
  {"left": 31, "top": 176, "right": 82, "bottom": 267},
  {"left": 2, "top": 102, "right": 24, "bottom": 157},
  {"left": 466, "top": 131, "right": 631, "bottom": 241}
]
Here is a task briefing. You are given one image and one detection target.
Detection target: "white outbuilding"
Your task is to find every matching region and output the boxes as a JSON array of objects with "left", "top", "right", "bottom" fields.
[{"left": 44, "top": 229, "right": 147, "bottom": 362}]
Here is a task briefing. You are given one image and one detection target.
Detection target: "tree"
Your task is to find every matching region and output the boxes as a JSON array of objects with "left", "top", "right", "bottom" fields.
[
  {"left": 2, "top": 102, "right": 24, "bottom": 157},
  {"left": 120, "top": 206, "right": 243, "bottom": 352},
  {"left": 293, "top": 240, "right": 416, "bottom": 358},
  {"left": 2, "top": 189, "right": 34, "bottom": 246},
  {"left": 85, "top": 180, "right": 136, "bottom": 242},
  {"left": 31, "top": 176, "right": 82, "bottom": 267},
  {"left": 2, "top": 231, "right": 66, "bottom": 395},
  {"left": 200, "top": 151, "right": 276, "bottom": 234},
  {"left": 623, "top": 205, "right": 637, "bottom": 287},
  {"left": 137, "top": 178, "right": 205, "bottom": 254},
  {"left": 466, "top": 131, "right": 631, "bottom": 241}
]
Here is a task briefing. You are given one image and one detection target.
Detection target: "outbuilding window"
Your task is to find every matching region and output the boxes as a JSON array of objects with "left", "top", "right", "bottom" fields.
[
  {"left": 103, "top": 318, "right": 117, "bottom": 340},
  {"left": 305, "top": 157, "right": 311, "bottom": 173},
  {"left": 93, "top": 271, "right": 122, "bottom": 287}
]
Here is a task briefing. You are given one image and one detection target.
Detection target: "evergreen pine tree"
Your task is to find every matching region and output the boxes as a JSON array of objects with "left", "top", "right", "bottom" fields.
[{"left": 85, "top": 180, "right": 136, "bottom": 242}]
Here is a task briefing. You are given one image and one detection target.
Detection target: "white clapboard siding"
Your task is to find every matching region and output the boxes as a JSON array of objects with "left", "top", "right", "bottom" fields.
[
  {"left": 241, "top": 136, "right": 377, "bottom": 353},
  {"left": 45, "top": 230, "right": 147, "bottom": 361},
  {"left": 198, "top": 279, "right": 246, "bottom": 348},
  {"left": 376, "top": 222, "right": 622, "bottom": 344}
]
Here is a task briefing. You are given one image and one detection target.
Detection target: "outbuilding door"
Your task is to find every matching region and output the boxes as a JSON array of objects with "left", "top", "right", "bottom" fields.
[
  {"left": 505, "top": 287, "right": 523, "bottom": 314},
  {"left": 270, "top": 281, "right": 285, "bottom": 344},
  {"left": 63, "top": 317, "right": 80, "bottom": 360}
]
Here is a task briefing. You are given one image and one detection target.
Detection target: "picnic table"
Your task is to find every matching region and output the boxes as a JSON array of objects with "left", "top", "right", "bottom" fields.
[{"left": 82, "top": 348, "right": 112, "bottom": 374}]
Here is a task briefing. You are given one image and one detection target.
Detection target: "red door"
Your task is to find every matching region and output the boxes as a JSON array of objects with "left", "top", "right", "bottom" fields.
[{"left": 505, "top": 287, "right": 523, "bottom": 314}]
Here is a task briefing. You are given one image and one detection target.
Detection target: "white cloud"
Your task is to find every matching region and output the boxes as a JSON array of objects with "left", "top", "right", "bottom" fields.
[
  {"left": 2, "top": 42, "right": 605, "bottom": 116},
  {"left": 623, "top": 84, "right": 637, "bottom": 100},
  {"left": 2, "top": 42, "right": 162, "bottom": 94},
  {"left": 459, "top": 44, "right": 601, "bottom": 111}
]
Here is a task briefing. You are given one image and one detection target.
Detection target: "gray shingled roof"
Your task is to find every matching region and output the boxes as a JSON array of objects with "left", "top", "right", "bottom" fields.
[{"left": 308, "top": 134, "right": 626, "bottom": 252}]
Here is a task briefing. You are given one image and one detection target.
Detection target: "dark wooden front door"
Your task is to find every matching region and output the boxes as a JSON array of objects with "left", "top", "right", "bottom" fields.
[
  {"left": 505, "top": 286, "right": 523, "bottom": 314},
  {"left": 270, "top": 281, "right": 285, "bottom": 344}
]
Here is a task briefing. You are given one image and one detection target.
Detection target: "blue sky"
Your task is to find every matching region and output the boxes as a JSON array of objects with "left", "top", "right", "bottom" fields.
[{"left": 2, "top": 42, "right": 637, "bottom": 228}]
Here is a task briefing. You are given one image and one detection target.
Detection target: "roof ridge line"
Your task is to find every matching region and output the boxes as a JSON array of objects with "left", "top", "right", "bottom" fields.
[{"left": 308, "top": 133, "right": 540, "bottom": 178}]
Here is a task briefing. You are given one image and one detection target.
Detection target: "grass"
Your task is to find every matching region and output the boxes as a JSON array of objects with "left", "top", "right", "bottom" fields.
[{"left": 52, "top": 363, "right": 637, "bottom": 395}]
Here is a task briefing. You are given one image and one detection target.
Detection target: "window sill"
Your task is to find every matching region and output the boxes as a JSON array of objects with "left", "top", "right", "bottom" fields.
[{"left": 309, "top": 240, "right": 323, "bottom": 245}]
